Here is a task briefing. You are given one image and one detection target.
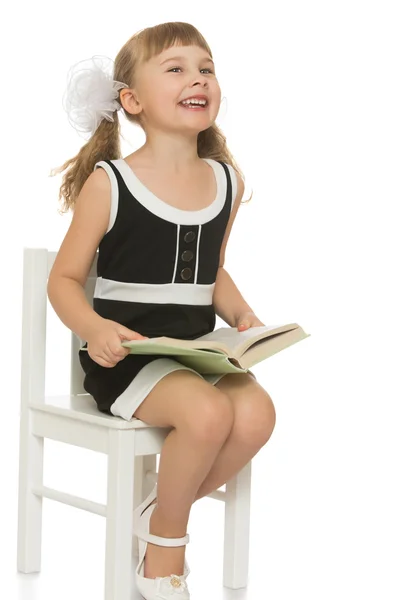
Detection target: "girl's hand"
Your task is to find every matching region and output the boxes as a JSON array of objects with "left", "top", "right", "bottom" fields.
[
  {"left": 86, "top": 318, "right": 149, "bottom": 368},
  {"left": 236, "top": 311, "right": 265, "bottom": 331}
]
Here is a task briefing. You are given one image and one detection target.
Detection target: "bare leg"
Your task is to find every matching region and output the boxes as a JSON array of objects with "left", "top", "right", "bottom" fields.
[
  {"left": 193, "top": 424, "right": 274, "bottom": 502},
  {"left": 133, "top": 370, "right": 234, "bottom": 579},
  {"left": 194, "top": 373, "right": 277, "bottom": 501}
]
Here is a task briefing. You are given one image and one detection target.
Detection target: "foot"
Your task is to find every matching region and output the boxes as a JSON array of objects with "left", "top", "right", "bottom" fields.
[{"left": 143, "top": 503, "right": 187, "bottom": 579}]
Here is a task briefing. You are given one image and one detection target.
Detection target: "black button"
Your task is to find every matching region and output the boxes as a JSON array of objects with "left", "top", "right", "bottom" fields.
[
  {"left": 180, "top": 267, "right": 192, "bottom": 280},
  {"left": 184, "top": 231, "right": 196, "bottom": 243},
  {"left": 181, "top": 250, "right": 194, "bottom": 262}
]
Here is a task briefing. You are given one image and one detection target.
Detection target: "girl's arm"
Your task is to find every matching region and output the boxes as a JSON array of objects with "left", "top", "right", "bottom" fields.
[
  {"left": 47, "top": 167, "right": 112, "bottom": 341},
  {"left": 213, "top": 172, "right": 254, "bottom": 326},
  {"left": 213, "top": 266, "right": 255, "bottom": 328},
  {"left": 47, "top": 276, "right": 105, "bottom": 342}
]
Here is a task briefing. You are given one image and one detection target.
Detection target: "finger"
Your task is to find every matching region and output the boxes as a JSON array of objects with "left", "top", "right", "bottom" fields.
[
  {"left": 105, "top": 341, "right": 125, "bottom": 361},
  {"left": 91, "top": 353, "right": 115, "bottom": 368},
  {"left": 99, "top": 344, "right": 121, "bottom": 364},
  {"left": 100, "top": 347, "right": 116, "bottom": 363}
]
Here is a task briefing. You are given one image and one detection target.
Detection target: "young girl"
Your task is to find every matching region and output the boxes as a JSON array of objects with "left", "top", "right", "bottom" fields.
[{"left": 48, "top": 21, "right": 276, "bottom": 600}]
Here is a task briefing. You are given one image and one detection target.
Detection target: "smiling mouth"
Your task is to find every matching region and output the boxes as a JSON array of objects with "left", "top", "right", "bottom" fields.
[{"left": 178, "top": 101, "right": 209, "bottom": 110}]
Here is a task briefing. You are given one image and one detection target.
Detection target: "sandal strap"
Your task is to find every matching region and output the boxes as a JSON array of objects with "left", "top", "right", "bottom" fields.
[{"left": 137, "top": 529, "right": 190, "bottom": 547}]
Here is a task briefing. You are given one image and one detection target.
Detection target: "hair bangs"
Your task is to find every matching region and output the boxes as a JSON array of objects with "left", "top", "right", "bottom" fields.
[{"left": 135, "top": 22, "right": 213, "bottom": 64}]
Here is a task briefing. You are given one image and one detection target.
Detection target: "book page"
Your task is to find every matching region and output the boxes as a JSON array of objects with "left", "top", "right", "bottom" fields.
[
  {"left": 195, "top": 325, "right": 287, "bottom": 357},
  {"left": 238, "top": 328, "right": 311, "bottom": 369},
  {"left": 120, "top": 323, "right": 300, "bottom": 358}
]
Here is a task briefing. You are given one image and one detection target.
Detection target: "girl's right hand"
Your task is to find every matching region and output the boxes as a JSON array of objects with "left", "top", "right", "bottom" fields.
[{"left": 86, "top": 318, "right": 149, "bottom": 368}]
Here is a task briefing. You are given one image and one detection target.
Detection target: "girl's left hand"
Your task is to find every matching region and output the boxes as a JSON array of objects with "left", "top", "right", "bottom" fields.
[{"left": 236, "top": 311, "right": 265, "bottom": 331}]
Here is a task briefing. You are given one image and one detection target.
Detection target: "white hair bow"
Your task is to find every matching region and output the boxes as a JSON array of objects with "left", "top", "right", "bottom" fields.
[{"left": 62, "top": 55, "right": 129, "bottom": 139}]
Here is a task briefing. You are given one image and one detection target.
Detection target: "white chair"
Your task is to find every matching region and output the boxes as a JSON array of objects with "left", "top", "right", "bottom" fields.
[{"left": 17, "top": 247, "right": 253, "bottom": 600}]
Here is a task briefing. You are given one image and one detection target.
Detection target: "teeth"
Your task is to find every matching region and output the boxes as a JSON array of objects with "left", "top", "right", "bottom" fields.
[{"left": 181, "top": 98, "right": 207, "bottom": 105}]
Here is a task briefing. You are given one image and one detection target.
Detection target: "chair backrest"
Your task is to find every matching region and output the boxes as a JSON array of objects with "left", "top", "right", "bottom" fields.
[{"left": 20, "top": 248, "right": 98, "bottom": 408}]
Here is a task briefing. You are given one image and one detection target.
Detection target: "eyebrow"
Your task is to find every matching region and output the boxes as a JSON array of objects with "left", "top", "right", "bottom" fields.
[{"left": 160, "top": 55, "right": 214, "bottom": 66}]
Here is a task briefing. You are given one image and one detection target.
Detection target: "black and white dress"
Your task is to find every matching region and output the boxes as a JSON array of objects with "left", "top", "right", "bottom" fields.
[{"left": 78, "top": 157, "right": 252, "bottom": 421}]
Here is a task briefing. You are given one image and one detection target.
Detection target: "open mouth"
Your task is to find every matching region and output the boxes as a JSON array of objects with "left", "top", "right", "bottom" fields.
[{"left": 178, "top": 99, "right": 209, "bottom": 110}]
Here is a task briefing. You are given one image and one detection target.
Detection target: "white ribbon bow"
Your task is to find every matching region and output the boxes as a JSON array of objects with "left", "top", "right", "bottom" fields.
[{"left": 62, "top": 55, "right": 129, "bottom": 139}]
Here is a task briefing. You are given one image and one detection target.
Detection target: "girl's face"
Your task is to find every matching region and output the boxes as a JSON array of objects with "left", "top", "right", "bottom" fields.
[{"left": 134, "top": 44, "right": 221, "bottom": 132}]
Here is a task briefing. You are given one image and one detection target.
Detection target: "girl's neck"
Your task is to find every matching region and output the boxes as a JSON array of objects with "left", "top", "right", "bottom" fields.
[{"left": 132, "top": 137, "right": 202, "bottom": 173}]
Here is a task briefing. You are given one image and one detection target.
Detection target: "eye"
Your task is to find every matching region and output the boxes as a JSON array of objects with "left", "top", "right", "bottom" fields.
[{"left": 168, "top": 67, "right": 214, "bottom": 74}]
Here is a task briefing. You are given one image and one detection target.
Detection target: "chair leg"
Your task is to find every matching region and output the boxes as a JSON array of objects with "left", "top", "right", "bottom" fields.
[
  {"left": 223, "top": 460, "right": 252, "bottom": 589},
  {"left": 17, "top": 408, "right": 44, "bottom": 573},
  {"left": 105, "top": 429, "right": 136, "bottom": 600},
  {"left": 132, "top": 454, "right": 157, "bottom": 558},
  {"left": 132, "top": 455, "right": 144, "bottom": 559},
  {"left": 143, "top": 454, "right": 158, "bottom": 495}
]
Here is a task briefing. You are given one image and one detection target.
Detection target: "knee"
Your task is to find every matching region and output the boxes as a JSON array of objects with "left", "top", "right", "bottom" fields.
[
  {"left": 183, "top": 388, "right": 234, "bottom": 445},
  {"left": 231, "top": 392, "right": 277, "bottom": 449}
]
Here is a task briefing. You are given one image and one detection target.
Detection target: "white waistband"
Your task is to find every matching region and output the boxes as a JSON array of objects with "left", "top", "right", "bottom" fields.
[{"left": 93, "top": 277, "right": 215, "bottom": 305}]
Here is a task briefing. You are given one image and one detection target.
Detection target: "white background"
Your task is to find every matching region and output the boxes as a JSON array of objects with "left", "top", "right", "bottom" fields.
[{"left": 1, "top": 1, "right": 399, "bottom": 598}]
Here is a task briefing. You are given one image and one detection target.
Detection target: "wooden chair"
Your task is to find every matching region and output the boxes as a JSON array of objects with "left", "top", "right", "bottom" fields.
[{"left": 17, "top": 247, "right": 252, "bottom": 600}]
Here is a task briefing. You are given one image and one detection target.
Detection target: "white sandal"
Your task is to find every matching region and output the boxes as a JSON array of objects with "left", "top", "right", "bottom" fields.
[{"left": 133, "top": 485, "right": 191, "bottom": 600}]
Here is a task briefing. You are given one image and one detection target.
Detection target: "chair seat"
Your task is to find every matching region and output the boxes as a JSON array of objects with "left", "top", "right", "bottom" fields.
[{"left": 28, "top": 394, "right": 152, "bottom": 430}]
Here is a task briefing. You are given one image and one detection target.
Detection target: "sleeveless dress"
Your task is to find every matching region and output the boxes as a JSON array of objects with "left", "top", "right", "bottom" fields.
[{"left": 78, "top": 157, "right": 255, "bottom": 421}]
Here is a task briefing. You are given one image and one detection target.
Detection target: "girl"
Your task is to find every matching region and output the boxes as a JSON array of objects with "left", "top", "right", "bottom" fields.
[{"left": 48, "top": 21, "right": 276, "bottom": 600}]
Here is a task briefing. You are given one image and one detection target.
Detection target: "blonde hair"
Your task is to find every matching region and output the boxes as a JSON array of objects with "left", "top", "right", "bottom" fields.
[{"left": 51, "top": 21, "right": 252, "bottom": 214}]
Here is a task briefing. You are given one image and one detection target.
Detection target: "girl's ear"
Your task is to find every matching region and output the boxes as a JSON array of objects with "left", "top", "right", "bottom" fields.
[{"left": 120, "top": 88, "right": 142, "bottom": 115}]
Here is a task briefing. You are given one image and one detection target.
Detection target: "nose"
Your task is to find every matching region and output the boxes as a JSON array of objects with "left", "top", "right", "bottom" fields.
[{"left": 189, "top": 72, "right": 209, "bottom": 87}]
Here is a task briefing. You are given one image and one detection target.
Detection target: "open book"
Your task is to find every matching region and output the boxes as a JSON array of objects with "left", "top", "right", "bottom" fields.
[{"left": 119, "top": 322, "right": 310, "bottom": 375}]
